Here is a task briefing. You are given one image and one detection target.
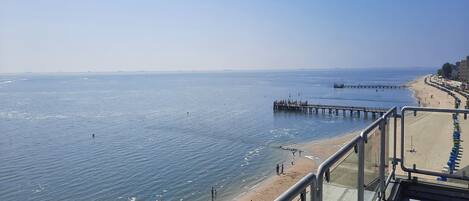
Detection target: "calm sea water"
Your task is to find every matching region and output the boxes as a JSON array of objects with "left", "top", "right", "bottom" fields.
[{"left": 0, "top": 68, "right": 430, "bottom": 201}]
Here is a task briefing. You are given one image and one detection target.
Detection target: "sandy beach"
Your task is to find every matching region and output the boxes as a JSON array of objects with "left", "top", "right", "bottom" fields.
[{"left": 236, "top": 75, "right": 469, "bottom": 200}]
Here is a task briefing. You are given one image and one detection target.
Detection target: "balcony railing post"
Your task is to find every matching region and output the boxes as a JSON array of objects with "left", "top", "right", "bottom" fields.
[
  {"left": 300, "top": 189, "right": 306, "bottom": 201},
  {"left": 379, "top": 118, "right": 386, "bottom": 200},
  {"left": 358, "top": 135, "right": 365, "bottom": 201},
  {"left": 393, "top": 111, "right": 397, "bottom": 180},
  {"left": 310, "top": 175, "right": 316, "bottom": 201}
]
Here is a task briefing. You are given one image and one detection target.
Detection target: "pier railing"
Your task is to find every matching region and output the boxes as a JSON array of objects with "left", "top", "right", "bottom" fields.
[
  {"left": 273, "top": 101, "right": 389, "bottom": 119},
  {"left": 275, "top": 106, "right": 469, "bottom": 201}
]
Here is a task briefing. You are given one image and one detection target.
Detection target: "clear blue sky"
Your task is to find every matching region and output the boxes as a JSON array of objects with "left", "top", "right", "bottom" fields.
[{"left": 1, "top": 0, "right": 468, "bottom": 73}]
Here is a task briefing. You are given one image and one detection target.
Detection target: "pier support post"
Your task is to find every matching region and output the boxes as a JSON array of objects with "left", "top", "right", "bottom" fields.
[
  {"left": 357, "top": 111, "right": 360, "bottom": 117},
  {"left": 350, "top": 110, "right": 354, "bottom": 117}
]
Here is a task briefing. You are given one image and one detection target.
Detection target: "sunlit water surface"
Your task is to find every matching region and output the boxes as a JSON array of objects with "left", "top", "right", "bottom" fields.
[{"left": 0, "top": 68, "right": 430, "bottom": 200}]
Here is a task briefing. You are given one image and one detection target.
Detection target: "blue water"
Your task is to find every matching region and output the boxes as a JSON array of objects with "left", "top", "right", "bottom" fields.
[{"left": 0, "top": 68, "right": 431, "bottom": 201}]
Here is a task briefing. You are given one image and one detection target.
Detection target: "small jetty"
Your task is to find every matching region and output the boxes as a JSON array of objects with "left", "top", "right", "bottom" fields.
[
  {"left": 333, "top": 83, "right": 406, "bottom": 89},
  {"left": 273, "top": 100, "right": 388, "bottom": 119}
]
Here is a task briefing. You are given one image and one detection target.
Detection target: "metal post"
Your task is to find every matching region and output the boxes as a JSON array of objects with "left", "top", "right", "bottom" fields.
[
  {"left": 358, "top": 137, "right": 365, "bottom": 201},
  {"left": 379, "top": 119, "right": 386, "bottom": 200},
  {"left": 310, "top": 177, "right": 316, "bottom": 201},
  {"left": 300, "top": 189, "right": 306, "bottom": 201},
  {"left": 393, "top": 112, "right": 397, "bottom": 179}
]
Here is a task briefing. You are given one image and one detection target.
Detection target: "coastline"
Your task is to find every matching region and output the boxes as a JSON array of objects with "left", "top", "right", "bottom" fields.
[{"left": 234, "top": 74, "right": 441, "bottom": 201}]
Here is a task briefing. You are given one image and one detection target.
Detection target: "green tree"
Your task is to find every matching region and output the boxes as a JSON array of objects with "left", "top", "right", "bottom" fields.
[
  {"left": 442, "top": 63, "right": 453, "bottom": 78},
  {"left": 437, "top": 69, "right": 443, "bottom": 76}
]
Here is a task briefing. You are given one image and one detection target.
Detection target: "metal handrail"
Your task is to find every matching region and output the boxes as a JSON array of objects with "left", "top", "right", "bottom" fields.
[
  {"left": 277, "top": 106, "right": 469, "bottom": 201},
  {"left": 274, "top": 173, "right": 316, "bottom": 201},
  {"left": 317, "top": 107, "right": 396, "bottom": 200},
  {"left": 316, "top": 135, "right": 362, "bottom": 200},
  {"left": 400, "top": 106, "right": 469, "bottom": 180},
  {"left": 276, "top": 107, "right": 397, "bottom": 201}
]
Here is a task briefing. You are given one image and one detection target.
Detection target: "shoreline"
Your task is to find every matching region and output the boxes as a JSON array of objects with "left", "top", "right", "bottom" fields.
[{"left": 234, "top": 75, "right": 433, "bottom": 201}]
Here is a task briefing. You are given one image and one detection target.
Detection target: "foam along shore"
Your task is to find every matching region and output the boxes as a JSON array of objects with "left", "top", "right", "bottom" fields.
[{"left": 235, "top": 75, "right": 469, "bottom": 201}]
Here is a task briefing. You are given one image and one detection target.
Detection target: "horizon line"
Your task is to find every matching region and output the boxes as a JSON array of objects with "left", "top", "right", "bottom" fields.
[{"left": 0, "top": 66, "right": 436, "bottom": 75}]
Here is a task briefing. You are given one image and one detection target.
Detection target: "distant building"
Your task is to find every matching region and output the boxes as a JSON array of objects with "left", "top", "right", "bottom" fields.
[{"left": 458, "top": 56, "right": 469, "bottom": 83}]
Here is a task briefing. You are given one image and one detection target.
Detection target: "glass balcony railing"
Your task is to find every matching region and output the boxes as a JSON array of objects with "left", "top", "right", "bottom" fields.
[{"left": 275, "top": 106, "right": 469, "bottom": 201}]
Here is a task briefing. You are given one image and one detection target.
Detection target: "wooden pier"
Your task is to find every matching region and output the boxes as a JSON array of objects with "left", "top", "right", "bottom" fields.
[
  {"left": 273, "top": 100, "right": 389, "bottom": 119},
  {"left": 333, "top": 83, "right": 405, "bottom": 89}
]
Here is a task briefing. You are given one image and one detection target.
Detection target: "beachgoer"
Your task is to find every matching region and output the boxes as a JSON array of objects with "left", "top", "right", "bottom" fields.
[
  {"left": 211, "top": 186, "right": 215, "bottom": 201},
  {"left": 281, "top": 163, "right": 284, "bottom": 174},
  {"left": 276, "top": 164, "right": 280, "bottom": 175},
  {"left": 299, "top": 150, "right": 302, "bottom": 157},
  {"left": 291, "top": 161, "right": 294, "bottom": 166},
  {"left": 92, "top": 133, "right": 95, "bottom": 138}
]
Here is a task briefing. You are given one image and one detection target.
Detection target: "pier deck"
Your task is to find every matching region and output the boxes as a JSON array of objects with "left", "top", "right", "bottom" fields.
[
  {"left": 333, "top": 83, "right": 406, "bottom": 89},
  {"left": 273, "top": 100, "right": 389, "bottom": 118}
]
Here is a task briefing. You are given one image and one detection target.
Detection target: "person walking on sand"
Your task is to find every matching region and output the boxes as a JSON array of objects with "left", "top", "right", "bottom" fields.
[
  {"left": 276, "top": 164, "right": 280, "bottom": 175},
  {"left": 281, "top": 163, "right": 284, "bottom": 174},
  {"left": 211, "top": 186, "right": 216, "bottom": 201}
]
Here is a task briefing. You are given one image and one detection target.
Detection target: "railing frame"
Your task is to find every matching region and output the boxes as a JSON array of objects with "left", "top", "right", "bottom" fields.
[
  {"left": 400, "top": 106, "right": 469, "bottom": 181},
  {"left": 276, "top": 106, "right": 469, "bottom": 200},
  {"left": 276, "top": 107, "right": 397, "bottom": 201}
]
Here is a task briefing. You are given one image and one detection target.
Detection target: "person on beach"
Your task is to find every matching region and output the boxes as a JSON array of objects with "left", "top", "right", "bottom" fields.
[
  {"left": 92, "top": 133, "right": 95, "bottom": 138},
  {"left": 281, "top": 163, "right": 284, "bottom": 174},
  {"left": 299, "top": 150, "right": 302, "bottom": 157},
  {"left": 276, "top": 164, "right": 280, "bottom": 175},
  {"left": 211, "top": 186, "right": 217, "bottom": 201}
]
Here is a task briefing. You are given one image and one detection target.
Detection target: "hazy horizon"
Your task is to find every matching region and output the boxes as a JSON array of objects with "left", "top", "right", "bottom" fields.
[{"left": 1, "top": 0, "right": 469, "bottom": 73}]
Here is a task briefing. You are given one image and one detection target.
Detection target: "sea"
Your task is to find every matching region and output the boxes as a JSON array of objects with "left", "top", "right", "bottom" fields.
[{"left": 0, "top": 68, "right": 431, "bottom": 201}]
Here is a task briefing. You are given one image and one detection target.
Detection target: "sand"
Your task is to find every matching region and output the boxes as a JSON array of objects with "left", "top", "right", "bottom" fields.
[{"left": 235, "top": 75, "right": 469, "bottom": 201}]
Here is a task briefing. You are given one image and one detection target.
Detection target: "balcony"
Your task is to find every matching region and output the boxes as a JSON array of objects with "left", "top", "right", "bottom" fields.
[{"left": 275, "top": 107, "right": 469, "bottom": 201}]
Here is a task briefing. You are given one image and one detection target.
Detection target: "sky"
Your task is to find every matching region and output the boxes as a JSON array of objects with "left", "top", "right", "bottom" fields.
[{"left": 1, "top": 0, "right": 469, "bottom": 73}]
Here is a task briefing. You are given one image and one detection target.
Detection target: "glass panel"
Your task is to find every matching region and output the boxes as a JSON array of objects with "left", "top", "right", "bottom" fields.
[
  {"left": 402, "top": 110, "right": 469, "bottom": 185},
  {"left": 323, "top": 146, "right": 359, "bottom": 201},
  {"left": 363, "top": 126, "right": 381, "bottom": 194}
]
